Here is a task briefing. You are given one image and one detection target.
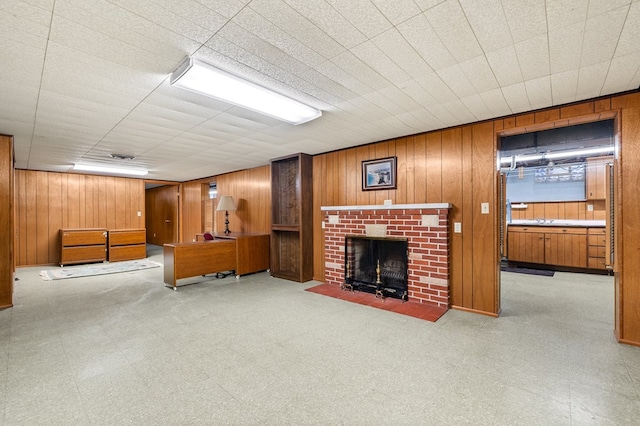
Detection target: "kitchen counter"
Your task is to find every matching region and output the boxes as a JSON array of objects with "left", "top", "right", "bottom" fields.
[{"left": 509, "top": 219, "right": 606, "bottom": 228}]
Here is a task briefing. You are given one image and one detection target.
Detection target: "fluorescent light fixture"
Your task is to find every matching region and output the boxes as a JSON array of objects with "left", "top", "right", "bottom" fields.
[
  {"left": 73, "top": 164, "right": 148, "bottom": 176},
  {"left": 170, "top": 57, "right": 322, "bottom": 125},
  {"left": 500, "top": 146, "right": 614, "bottom": 165},
  {"left": 544, "top": 146, "right": 614, "bottom": 160}
]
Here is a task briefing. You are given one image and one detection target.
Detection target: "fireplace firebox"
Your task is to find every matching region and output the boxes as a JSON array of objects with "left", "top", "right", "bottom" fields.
[{"left": 344, "top": 236, "right": 408, "bottom": 301}]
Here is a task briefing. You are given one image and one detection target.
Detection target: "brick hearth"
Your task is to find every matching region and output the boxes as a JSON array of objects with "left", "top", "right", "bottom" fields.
[{"left": 321, "top": 204, "right": 451, "bottom": 308}]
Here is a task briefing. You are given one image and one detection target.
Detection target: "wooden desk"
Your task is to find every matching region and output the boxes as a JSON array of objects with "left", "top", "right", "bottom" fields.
[
  {"left": 163, "top": 240, "right": 236, "bottom": 289},
  {"left": 163, "top": 233, "right": 270, "bottom": 289},
  {"left": 214, "top": 233, "right": 270, "bottom": 276}
]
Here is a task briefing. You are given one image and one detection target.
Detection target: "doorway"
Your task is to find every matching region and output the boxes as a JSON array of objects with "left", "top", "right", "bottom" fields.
[
  {"left": 145, "top": 183, "right": 179, "bottom": 245},
  {"left": 496, "top": 117, "right": 617, "bottom": 325},
  {"left": 498, "top": 120, "right": 614, "bottom": 274}
]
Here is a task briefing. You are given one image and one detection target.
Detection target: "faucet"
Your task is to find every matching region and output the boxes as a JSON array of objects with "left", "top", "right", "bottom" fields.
[{"left": 535, "top": 218, "right": 545, "bottom": 224}]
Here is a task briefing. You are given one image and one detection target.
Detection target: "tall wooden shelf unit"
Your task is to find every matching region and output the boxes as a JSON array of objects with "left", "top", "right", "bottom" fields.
[{"left": 270, "top": 153, "right": 313, "bottom": 282}]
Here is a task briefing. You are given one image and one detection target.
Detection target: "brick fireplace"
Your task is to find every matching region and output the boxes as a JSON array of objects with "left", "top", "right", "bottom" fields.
[{"left": 321, "top": 204, "right": 451, "bottom": 308}]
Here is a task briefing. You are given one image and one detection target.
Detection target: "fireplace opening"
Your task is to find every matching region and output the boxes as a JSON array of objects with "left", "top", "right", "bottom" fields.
[{"left": 344, "top": 236, "right": 408, "bottom": 301}]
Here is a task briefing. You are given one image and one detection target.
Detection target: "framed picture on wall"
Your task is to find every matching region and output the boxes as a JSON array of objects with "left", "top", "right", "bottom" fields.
[{"left": 362, "top": 156, "right": 397, "bottom": 190}]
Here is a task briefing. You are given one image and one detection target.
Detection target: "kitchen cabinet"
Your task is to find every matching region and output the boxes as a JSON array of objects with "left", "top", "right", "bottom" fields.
[
  {"left": 586, "top": 156, "right": 612, "bottom": 200},
  {"left": 588, "top": 227, "right": 607, "bottom": 269},
  {"left": 507, "top": 227, "right": 545, "bottom": 264},
  {"left": 545, "top": 230, "right": 587, "bottom": 268},
  {"left": 507, "top": 226, "right": 588, "bottom": 268}
]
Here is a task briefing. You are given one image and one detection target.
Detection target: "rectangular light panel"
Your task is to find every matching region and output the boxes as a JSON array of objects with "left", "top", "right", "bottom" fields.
[{"left": 170, "top": 57, "right": 322, "bottom": 125}]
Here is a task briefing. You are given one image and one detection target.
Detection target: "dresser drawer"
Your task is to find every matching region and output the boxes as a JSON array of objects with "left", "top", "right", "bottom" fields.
[
  {"left": 588, "top": 235, "right": 606, "bottom": 246},
  {"left": 61, "top": 229, "right": 107, "bottom": 246},
  {"left": 109, "top": 229, "right": 146, "bottom": 246},
  {"left": 61, "top": 246, "right": 107, "bottom": 265},
  {"left": 109, "top": 244, "right": 146, "bottom": 262}
]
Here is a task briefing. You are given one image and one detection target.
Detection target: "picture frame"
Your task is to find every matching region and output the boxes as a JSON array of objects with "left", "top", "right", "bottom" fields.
[{"left": 362, "top": 156, "right": 397, "bottom": 190}]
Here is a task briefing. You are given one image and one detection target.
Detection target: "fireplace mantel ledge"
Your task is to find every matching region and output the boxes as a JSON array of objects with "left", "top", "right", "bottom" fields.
[{"left": 320, "top": 203, "right": 452, "bottom": 211}]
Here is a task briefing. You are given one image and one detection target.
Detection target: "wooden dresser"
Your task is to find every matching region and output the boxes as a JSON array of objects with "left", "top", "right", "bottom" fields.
[
  {"left": 59, "top": 228, "right": 108, "bottom": 266},
  {"left": 108, "top": 229, "right": 146, "bottom": 262}
]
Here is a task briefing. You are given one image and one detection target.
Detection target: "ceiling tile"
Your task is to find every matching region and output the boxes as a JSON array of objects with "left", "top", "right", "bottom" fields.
[
  {"left": 501, "top": 82, "right": 531, "bottom": 113},
  {"left": 460, "top": 94, "right": 487, "bottom": 121},
  {"left": 233, "top": 6, "right": 326, "bottom": 68},
  {"left": 479, "top": 88, "right": 512, "bottom": 117},
  {"left": 502, "top": 0, "right": 547, "bottom": 43},
  {"left": 546, "top": 0, "right": 588, "bottom": 31},
  {"left": 283, "top": 0, "right": 367, "bottom": 49},
  {"left": 249, "top": 0, "right": 345, "bottom": 59},
  {"left": 486, "top": 46, "right": 524, "bottom": 86},
  {"left": 577, "top": 61, "right": 609, "bottom": 96},
  {"left": 370, "top": 0, "right": 421, "bottom": 25},
  {"left": 397, "top": 13, "right": 456, "bottom": 71},
  {"left": 516, "top": 34, "right": 550, "bottom": 80},
  {"left": 437, "top": 64, "right": 476, "bottom": 98},
  {"left": 350, "top": 41, "right": 412, "bottom": 86},
  {"left": 313, "top": 60, "right": 374, "bottom": 97},
  {"left": 425, "top": 0, "right": 483, "bottom": 62},
  {"left": 550, "top": 69, "right": 579, "bottom": 104},
  {"left": 614, "top": 2, "right": 640, "bottom": 58},
  {"left": 525, "top": 76, "right": 552, "bottom": 110},
  {"left": 588, "top": 0, "right": 632, "bottom": 17},
  {"left": 459, "top": 55, "right": 499, "bottom": 92},
  {"left": 548, "top": 22, "right": 584, "bottom": 74},
  {"left": 372, "top": 28, "right": 433, "bottom": 79},
  {"left": 418, "top": 72, "right": 458, "bottom": 103},
  {"left": 581, "top": 6, "right": 628, "bottom": 67},
  {"left": 459, "top": 0, "right": 512, "bottom": 52},
  {"left": 326, "top": 0, "right": 392, "bottom": 39},
  {"left": 602, "top": 51, "right": 640, "bottom": 93},
  {"left": 106, "top": 0, "right": 225, "bottom": 43},
  {"left": 442, "top": 99, "right": 476, "bottom": 125}
]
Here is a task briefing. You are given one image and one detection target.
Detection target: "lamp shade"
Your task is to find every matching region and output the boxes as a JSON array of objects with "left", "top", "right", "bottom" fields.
[{"left": 216, "top": 195, "right": 236, "bottom": 212}]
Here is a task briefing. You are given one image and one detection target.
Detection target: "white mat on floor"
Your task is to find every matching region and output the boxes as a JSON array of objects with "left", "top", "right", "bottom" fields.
[{"left": 40, "top": 259, "right": 162, "bottom": 281}]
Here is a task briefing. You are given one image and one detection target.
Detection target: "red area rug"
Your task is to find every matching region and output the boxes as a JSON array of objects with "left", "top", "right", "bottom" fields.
[{"left": 305, "top": 283, "right": 447, "bottom": 322}]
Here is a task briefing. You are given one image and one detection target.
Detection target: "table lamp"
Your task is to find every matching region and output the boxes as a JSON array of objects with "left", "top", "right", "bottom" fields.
[{"left": 216, "top": 195, "right": 237, "bottom": 234}]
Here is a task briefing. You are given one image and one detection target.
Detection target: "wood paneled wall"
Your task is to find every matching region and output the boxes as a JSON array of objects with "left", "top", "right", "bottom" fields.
[
  {"left": 312, "top": 92, "right": 640, "bottom": 338},
  {"left": 145, "top": 185, "right": 178, "bottom": 246},
  {"left": 313, "top": 121, "right": 500, "bottom": 316},
  {"left": 179, "top": 166, "right": 271, "bottom": 238},
  {"left": 14, "top": 170, "right": 145, "bottom": 266},
  {"left": 215, "top": 165, "right": 271, "bottom": 234},
  {"left": 1, "top": 135, "right": 14, "bottom": 308},
  {"left": 180, "top": 181, "right": 205, "bottom": 242},
  {"left": 614, "top": 93, "right": 640, "bottom": 345}
]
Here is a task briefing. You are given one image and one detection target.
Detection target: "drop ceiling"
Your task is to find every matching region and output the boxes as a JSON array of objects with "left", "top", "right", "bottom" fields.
[{"left": 2, "top": 0, "right": 639, "bottom": 182}]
